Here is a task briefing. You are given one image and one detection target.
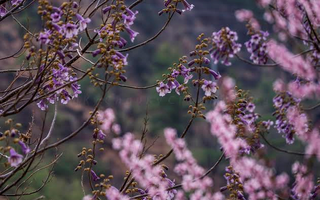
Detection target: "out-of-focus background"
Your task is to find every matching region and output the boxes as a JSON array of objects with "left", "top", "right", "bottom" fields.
[{"left": 0, "top": 0, "right": 319, "bottom": 199}]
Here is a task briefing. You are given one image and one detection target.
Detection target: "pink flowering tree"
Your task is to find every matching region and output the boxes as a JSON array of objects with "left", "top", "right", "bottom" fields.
[{"left": 0, "top": 0, "right": 319, "bottom": 199}]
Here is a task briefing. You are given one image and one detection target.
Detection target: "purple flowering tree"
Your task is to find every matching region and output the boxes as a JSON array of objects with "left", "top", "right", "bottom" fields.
[{"left": 0, "top": 0, "right": 319, "bottom": 200}]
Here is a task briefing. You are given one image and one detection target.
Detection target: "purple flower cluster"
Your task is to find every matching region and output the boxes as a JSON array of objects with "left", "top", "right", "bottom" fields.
[
  {"left": 156, "top": 46, "right": 221, "bottom": 98},
  {"left": 210, "top": 27, "right": 242, "bottom": 66},
  {"left": 37, "top": 64, "right": 82, "bottom": 110},
  {"left": 272, "top": 93, "right": 300, "bottom": 144},
  {"left": 245, "top": 31, "right": 269, "bottom": 64},
  {"left": 156, "top": 64, "right": 192, "bottom": 97},
  {"left": 38, "top": 6, "right": 91, "bottom": 44}
]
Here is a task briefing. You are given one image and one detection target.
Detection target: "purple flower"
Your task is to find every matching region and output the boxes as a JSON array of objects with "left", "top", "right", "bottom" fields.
[
  {"left": 94, "top": 130, "right": 106, "bottom": 140},
  {"left": 63, "top": 23, "right": 78, "bottom": 39},
  {"left": 0, "top": 5, "right": 6, "bottom": 17},
  {"left": 102, "top": 6, "right": 112, "bottom": 14},
  {"left": 50, "top": 7, "right": 63, "bottom": 22},
  {"left": 72, "top": 2, "right": 79, "bottom": 9},
  {"left": 164, "top": 0, "right": 173, "bottom": 7},
  {"left": 70, "top": 81, "right": 82, "bottom": 98},
  {"left": 119, "top": 74, "right": 127, "bottom": 82},
  {"left": 91, "top": 170, "right": 100, "bottom": 181},
  {"left": 52, "top": 23, "right": 62, "bottom": 32},
  {"left": 209, "top": 69, "right": 221, "bottom": 80},
  {"left": 167, "top": 79, "right": 178, "bottom": 90},
  {"left": 76, "top": 14, "right": 91, "bottom": 31},
  {"left": 37, "top": 99, "right": 49, "bottom": 111},
  {"left": 92, "top": 49, "right": 101, "bottom": 57},
  {"left": 122, "top": 8, "right": 138, "bottom": 26},
  {"left": 124, "top": 25, "right": 139, "bottom": 42},
  {"left": 156, "top": 82, "right": 170, "bottom": 97},
  {"left": 11, "top": 0, "right": 22, "bottom": 6},
  {"left": 188, "top": 59, "right": 195, "bottom": 66},
  {"left": 201, "top": 80, "right": 217, "bottom": 96},
  {"left": 246, "top": 102, "right": 255, "bottom": 112},
  {"left": 111, "top": 51, "right": 128, "bottom": 69},
  {"left": 39, "top": 30, "right": 51, "bottom": 44},
  {"left": 51, "top": 12, "right": 61, "bottom": 23},
  {"left": 262, "top": 120, "right": 274, "bottom": 130},
  {"left": 181, "top": 0, "right": 194, "bottom": 12},
  {"left": 180, "top": 65, "right": 193, "bottom": 83},
  {"left": 60, "top": 89, "right": 72, "bottom": 104},
  {"left": 18, "top": 141, "right": 30, "bottom": 154},
  {"left": 171, "top": 69, "right": 180, "bottom": 78},
  {"left": 273, "top": 96, "right": 283, "bottom": 108},
  {"left": 8, "top": 148, "right": 23, "bottom": 167},
  {"left": 115, "top": 37, "right": 127, "bottom": 48}
]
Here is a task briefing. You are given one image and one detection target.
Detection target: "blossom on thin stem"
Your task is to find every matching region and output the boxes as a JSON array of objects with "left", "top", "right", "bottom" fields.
[
  {"left": 8, "top": 148, "right": 23, "bottom": 167},
  {"left": 76, "top": 14, "right": 91, "bottom": 31},
  {"left": 201, "top": 80, "right": 217, "bottom": 97},
  {"left": 156, "top": 82, "right": 171, "bottom": 97}
]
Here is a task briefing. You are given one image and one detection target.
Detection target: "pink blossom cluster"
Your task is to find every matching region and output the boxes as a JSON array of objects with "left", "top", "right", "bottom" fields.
[
  {"left": 105, "top": 186, "right": 130, "bottom": 200},
  {"left": 206, "top": 101, "right": 249, "bottom": 158},
  {"left": 286, "top": 106, "right": 309, "bottom": 139},
  {"left": 276, "top": 0, "right": 305, "bottom": 37},
  {"left": 112, "top": 133, "right": 174, "bottom": 200},
  {"left": 273, "top": 79, "right": 320, "bottom": 100},
  {"left": 220, "top": 77, "right": 236, "bottom": 102},
  {"left": 287, "top": 81, "right": 320, "bottom": 99},
  {"left": 305, "top": 129, "right": 320, "bottom": 161},
  {"left": 286, "top": 107, "right": 320, "bottom": 161},
  {"left": 231, "top": 157, "right": 289, "bottom": 200},
  {"left": 268, "top": 40, "right": 316, "bottom": 81},
  {"left": 164, "top": 128, "right": 225, "bottom": 200},
  {"left": 298, "top": 1, "right": 320, "bottom": 27},
  {"left": 291, "top": 162, "right": 314, "bottom": 200},
  {"left": 97, "top": 108, "right": 121, "bottom": 137}
]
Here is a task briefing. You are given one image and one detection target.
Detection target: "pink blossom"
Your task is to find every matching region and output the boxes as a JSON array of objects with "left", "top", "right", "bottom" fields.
[
  {"left": 231, "top": 157, "right": 289, "bottom": 200},
  {"left": 206, "top": 101, "right": 249, "bottom": 158},
  {"left": 105, "top": 186, "right": 130, "bottom": 200},
  {"left": 305, "top": 129, "right": 320, "bottom": 161},
  {"left": 273, "top": 79, "right": 286, "bottom": 93},
  {"left": 291, "top": 162, "right": 314, "bottom": 200},
  {"left": 286, "top": 106, "right": 309, "bottom": 139},
  {"left": 220, "top": 77, "right": 236, "bottom": 102},
  {"left": 113, "top": 133, "right": 174, "bottom": 200},
  {"left": 165, "top": 128, "right": 214, "bottom": 197},
  {"left": 97, "top": 108, "right": 116, "bottom": 134},
  {"left": 268, "top": 40, "right": 316, "bottom": 81}
]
